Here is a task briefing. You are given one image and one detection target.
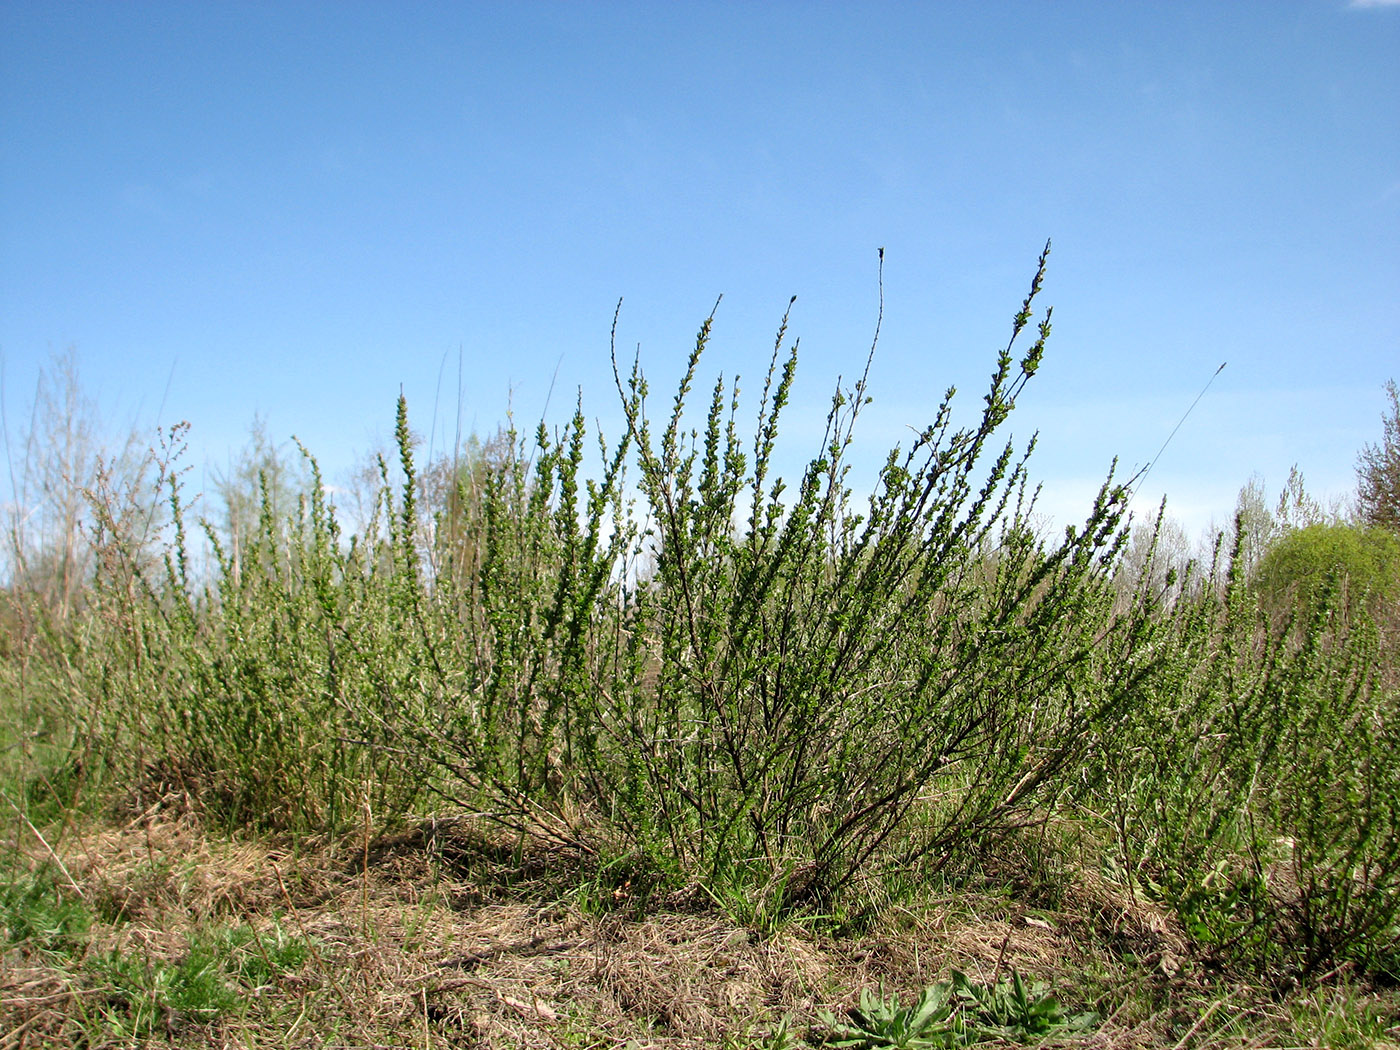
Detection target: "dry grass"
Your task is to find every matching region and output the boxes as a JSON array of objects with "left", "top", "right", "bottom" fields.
[{"left": 3, "top": 808, "right": 1398, "bottom": 1049}]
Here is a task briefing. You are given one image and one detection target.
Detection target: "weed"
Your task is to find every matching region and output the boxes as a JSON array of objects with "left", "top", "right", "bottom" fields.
[
  {"left": 818, "top": 970, "right": 1094, "bottom": 1048},
  {"left": 949, "top": 968, "right": 1097, "bottom": 1041},
  {"left": 820, "top": 983, "right": 963, "bottom": 1047}
]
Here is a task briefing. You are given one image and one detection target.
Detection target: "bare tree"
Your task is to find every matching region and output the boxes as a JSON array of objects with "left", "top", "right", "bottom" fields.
[
  {"left": 1, "top": 349, "right": 158, "bottom": 623},
  {"left": 1357, "top": 379, "right": 1400, "bottom": 534},
  {"left": 1233, "top": 473, "right": 1277, "bottom": 578}
]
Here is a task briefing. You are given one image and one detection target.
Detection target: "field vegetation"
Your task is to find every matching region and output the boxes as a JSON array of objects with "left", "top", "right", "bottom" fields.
[{"left": 3, "top": 248, "right": 1399, "bottom": 1047}]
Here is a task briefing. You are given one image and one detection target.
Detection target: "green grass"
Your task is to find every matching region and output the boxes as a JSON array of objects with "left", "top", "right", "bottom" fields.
[
  {"left": 0, "top": 866, "right": 89, "bottom": 958},
  {"left": 79, "top": 923, "right": 309, "bottom": 1039}
]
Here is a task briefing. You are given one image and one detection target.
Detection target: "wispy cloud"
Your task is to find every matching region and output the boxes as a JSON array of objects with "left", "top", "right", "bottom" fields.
[{"left": 1350, "top": 0, "right": 1400, "bottom": 8}]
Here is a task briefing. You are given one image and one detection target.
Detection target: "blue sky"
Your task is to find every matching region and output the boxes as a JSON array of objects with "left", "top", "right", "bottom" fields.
[{"left": 2, "top": 1, "right": 1397, "bottom": 538}]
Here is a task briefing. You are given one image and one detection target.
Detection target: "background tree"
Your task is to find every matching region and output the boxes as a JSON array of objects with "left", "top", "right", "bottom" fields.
[
  {"left": 1356, "top": 379, "right": 1400, "bottom": 534},
  {"left": 2, "top": 350, "right": 160, "bottom": 625},
  {"left": 211, "top": 416, "right": 306, "bottom": 585},
  {"left": 1252, "top": 521, "right": 1400, "bottom": 637},
  {"left": 1232, "top": 473, "right": 1278, "bottom": 578},
  {"left": 1273, "top": 464, "right": 1332, "bottom": 532},
  {"left": 1114, "top": 508, "right": 1193, "bottom": 607}
]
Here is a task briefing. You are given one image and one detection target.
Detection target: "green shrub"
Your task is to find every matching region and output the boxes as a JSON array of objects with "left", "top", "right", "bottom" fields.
[
  {"left": 411, "top": 244, "right": 1148, "bottom": 916},
  {"left": 1091, "top": 518, "right": 1400, "bottom": 980},
  {"left": 1253, "top": 522, "right": 1400, "bottom": 628},
  {"left": 46, "top": 245, "right": 1159, "bottom": 922}
]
